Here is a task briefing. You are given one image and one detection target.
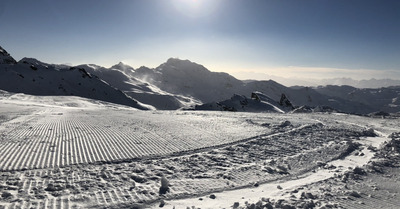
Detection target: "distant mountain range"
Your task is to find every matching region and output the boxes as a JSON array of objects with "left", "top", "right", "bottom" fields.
[
  {"left": 234, "top": 72, "right": 400, "bottom": 89},
  {"left": 317, "top": 78, "right": 400, "bottom": 89},
  {"left": 1, "top": 45, "right": 399, "bottom": 114}
]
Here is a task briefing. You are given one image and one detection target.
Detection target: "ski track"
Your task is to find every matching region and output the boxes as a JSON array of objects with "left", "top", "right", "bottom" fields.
[
  {"left": 0, "top": 109, "right": 284, "bottom": 209},
  {"left": 0, "top": 108, "right": 268, "bottom": 172},
  {"left": 1, "top": 108, "right": 398, "bottom": 209}
]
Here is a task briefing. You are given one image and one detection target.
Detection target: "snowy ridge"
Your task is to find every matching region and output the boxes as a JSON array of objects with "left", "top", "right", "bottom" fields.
[
  {"left": 0, "top": 45, "right": 399, "bottom": 114},
  {"left": 0, "top": 51, "right": 150, "bottom": 110},
  {"left": 77, "top": 62, "right": 201, "bottom": 110}
]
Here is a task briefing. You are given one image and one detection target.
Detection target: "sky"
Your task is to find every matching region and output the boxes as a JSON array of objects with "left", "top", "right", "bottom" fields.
[{"left": 0, "top": 0, "right": 399, "bottom": 81}]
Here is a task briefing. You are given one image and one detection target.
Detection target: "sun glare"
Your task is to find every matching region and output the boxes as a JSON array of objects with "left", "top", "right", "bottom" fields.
[
  {"left": 171, "top": 0, "right": 219, "bottom": 18},
  {"left": 172, "top": 0, "right": 201, "bottom": 10}
]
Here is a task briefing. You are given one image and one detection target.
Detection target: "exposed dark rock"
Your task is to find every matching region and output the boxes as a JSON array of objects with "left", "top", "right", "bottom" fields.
[{"left": 279, "top": 93, "right": 294, "bottom": 109}]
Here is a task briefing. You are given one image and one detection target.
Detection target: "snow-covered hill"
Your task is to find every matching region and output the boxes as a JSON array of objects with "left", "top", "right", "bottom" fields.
[{"left": 0, "top": 54, "right": 150, "bottom": 110}]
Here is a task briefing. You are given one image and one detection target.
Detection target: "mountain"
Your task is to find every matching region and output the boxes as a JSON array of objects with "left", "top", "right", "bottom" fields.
[
  {"left": 76, "top": 62, "right": 201, "bottom": 110},
  {"left": 0, "top": 53, "right": 150, "bottom": 110},
  {"left": 132, "top": 58, "right": 243, "bottom": 103},
  {"left": 1, "top": 45, "right": 398, "bottom": 114},
  {"left": 129, "top": 58, "right": 378, "bottom": 114},
  {"left": 237, "top": 80, "right": 374, "bottom": 114},
  {"left": 318, "top": 78, "right": 400, "bottom": 89},
  {"left": 232, "top": 72, "right": 400, "bottom": 88},
  {"left": 315, "top": 85, "right": 400, "bottom": 113}
]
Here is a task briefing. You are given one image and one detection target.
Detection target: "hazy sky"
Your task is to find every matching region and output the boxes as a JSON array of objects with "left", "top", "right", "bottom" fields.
[{"left": 1, "top": 0, "right": 399, "bottom": 80}]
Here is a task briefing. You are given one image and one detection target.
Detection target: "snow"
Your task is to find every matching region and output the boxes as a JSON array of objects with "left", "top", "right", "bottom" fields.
[
  {"left": 74, "top": 62, "right": 201, "bottom": 110},
  {"left": 159, "top": 123, "right": 392, "bottom": 209},
  {"left": 0, "top": 92, "right": 271, "bottom": 171},
  {"left": 0, "top": 57, "right": 150, "bottom": 110},
  {"left": 0, "top": 90, "right": 400, "bottom": 208},
  {"left": 2, "top": 45, "right": 400, "bottom": 208}
]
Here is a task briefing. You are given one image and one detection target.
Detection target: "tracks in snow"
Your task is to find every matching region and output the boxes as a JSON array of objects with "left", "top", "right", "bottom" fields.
[{"left": 0, "top": 109, "right": 270, "bottom": 171}]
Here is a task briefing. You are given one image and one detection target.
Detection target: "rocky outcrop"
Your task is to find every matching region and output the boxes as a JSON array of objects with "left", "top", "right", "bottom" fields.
[
  {"left": 0, "top": 46, "right": 17, "bottom": 64},
  {"left": 279, "top": 93, "right": 294, "bottom": 110}
]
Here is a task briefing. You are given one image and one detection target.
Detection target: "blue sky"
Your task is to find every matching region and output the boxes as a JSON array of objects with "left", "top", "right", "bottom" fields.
[{"left": 1, "top": 0, "right": 399, "bottom": 80}]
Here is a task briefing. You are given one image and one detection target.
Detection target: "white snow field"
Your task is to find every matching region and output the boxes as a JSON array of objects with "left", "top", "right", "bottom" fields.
[
  {"left": 0, "top": 92, "right": 270, "bottom": 171},
  {"left": 0, "top": 92, "right": 399, "bottom": 209}
]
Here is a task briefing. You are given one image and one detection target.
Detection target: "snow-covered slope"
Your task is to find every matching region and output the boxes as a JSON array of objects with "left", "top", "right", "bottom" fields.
[
  {"left": 0, "top": 90, "right": 137, "bottom": 109},
  {"left": 0, "top": 52, "right": 150, "bottom": 110},
  {"left": 77, "top": 62, "right": 200, "bottom": 110}
]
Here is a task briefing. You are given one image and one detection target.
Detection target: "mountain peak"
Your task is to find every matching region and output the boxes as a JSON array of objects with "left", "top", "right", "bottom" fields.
[
  {"left": 115, "top": 61, "right": 128, "bottom": 66},
  {"left": 0, "top": 46, "right": 17, "bottom": 64},
  {"left": 166, "top": 57, "right": 186, "bottom": 63},
  {"left": 159, "top": 58, "right": 209, "bottom": 74},
  {"left": 165, "top": 58, "right": 199, "bottom": 66},
  {"left": 111, "top": 61, "right": 134, "bottom": 71}
]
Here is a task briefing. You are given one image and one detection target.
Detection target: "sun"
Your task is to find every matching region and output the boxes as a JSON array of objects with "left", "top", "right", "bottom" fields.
[
  {"left": 173, "top": 0, "right": 201, "bottom": 9},
  {"left": 171, "top": 0, "right": 219, "bottom": 18}
]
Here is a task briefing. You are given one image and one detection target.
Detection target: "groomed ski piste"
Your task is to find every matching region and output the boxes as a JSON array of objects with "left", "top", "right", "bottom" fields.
[{"left": 0, "top": 91, "right": 399, "bottom": 209}]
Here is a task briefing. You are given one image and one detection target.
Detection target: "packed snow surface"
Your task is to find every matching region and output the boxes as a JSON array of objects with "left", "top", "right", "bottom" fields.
[{"left": 0, "top": 91, "right": 399, "bottom": 209}]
